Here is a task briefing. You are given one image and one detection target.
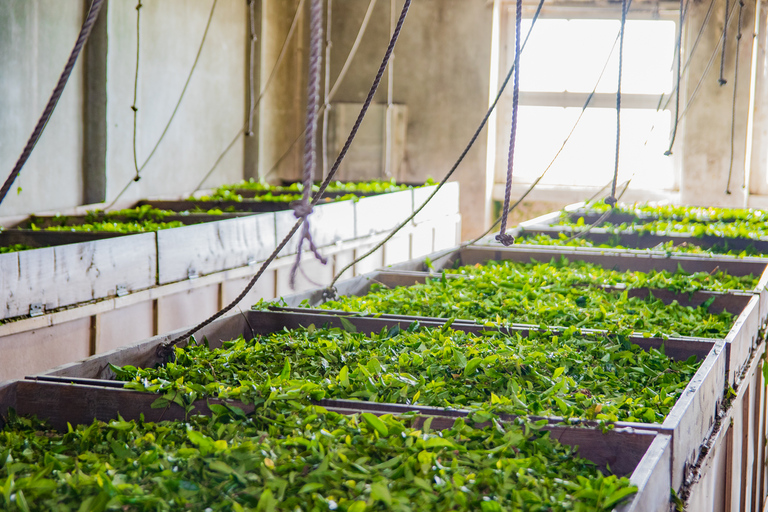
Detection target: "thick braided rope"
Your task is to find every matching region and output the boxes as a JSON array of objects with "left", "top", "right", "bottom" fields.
[
  {"left": 156, "top": 0, "right": 412, "bottom": 359},
  {"left": 290, "top": 0, "right": 328, "bottom": 288},
  {"left": 607, "top": 0, "right": 629, "bottom": 208},
  {"left": 0, "top": 0, "right": 106, "bottom": 207},
  {"left": 496, "top": 0, "right": 523, "bottom": 246},
  {"left": 719, "top": 0, "right": 731, "bottom": 85},
  {"left": 665, "top": 0, "right": 686, "bottom": 156}
]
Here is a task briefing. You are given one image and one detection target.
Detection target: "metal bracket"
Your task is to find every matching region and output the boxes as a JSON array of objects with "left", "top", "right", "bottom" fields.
[
  {"left": 30, "top": 303, "right": 44, "bottom": 317},
  {"left": 188, "top": 268, "right": 199, "bottom": 280},
  {"left": 116, "top": 284, "right": 128, "bottom": 297},
  {"left": 247, "top": 255, "right": 257, "bottom": 266}
]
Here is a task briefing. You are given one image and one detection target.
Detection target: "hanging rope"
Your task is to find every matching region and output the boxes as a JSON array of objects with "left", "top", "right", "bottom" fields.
[
  {"left": 463, "top": 27, "right": 623, "bottom": 249},
  {"left": 665, "top": 0, "right": 686, "bottom": 156},
  {"left": 324, "top": 0, "right": 547, "bottom": 297},
  {"left": 725, "top": 0, "right": 745, "bottom": 194},
  {"left": 289, "top": 0, "right": 327, "bottom": 288},
  {"left": 156, "top": 0, "right": 413, "bottom": 360},
  {"left": 260, "top": 0, "right": 380, "bottom": 184},
  {"left": 495, "top": 0, "right": 523, "bottom": 246},
  {"left": 0, "top": 0, "right": 106, "bottom": 207},
  {"left": 606, "top": 0, "right": 629, "bottom": 208},
  {"left": 719, "top": 0, "right": 731, "bottom": 85}
]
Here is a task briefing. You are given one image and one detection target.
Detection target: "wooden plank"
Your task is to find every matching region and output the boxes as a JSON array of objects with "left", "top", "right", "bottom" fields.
[
  {"left": 157, "top": 213, "right": 276, "bottom": 284},
  {"left": 412, "top": 182, "right": 460, "bottom": 224},
  {"left": 662, "top": 338, "right": 728, "bottom": 491},
  {"left": 220, "top": 271, "right": 277, "bottom": 305},
  {"left": 355, "top": 190, "right": 413, "bottom": 237},
  {"left": 274, "top": 256, "right": 335, "bottom": 296},
  {"left": 1, "top": 232, "right": 156, "bottom": 320},
  {"left": 410, "top": 223, "right": 435, "bottom": 259},
  {"left": 353, "top": 243, "right": 384, "bottom": 276},
  {"left": 383, "top": 235, "right": 410, "bottom": 267},
  {"left": 156, "top": 284, "right": 220, "bottom": 335},
  {"left": 95, "top": 301, "right": 155, "bottom": 354},
  {"left": 0, "top": 317, "right": 91, "bottom": 381},
  {"left": 432, "top": 214, "right": 461, "bottom": 251},
  {"left": 616, "top": 434, "right": 673, "bottom": 512},
  {"left": 275, "top": 201, "right": 356, "bottom": 257}
]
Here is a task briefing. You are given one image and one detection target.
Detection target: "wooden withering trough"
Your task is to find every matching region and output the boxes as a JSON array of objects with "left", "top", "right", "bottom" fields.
[{"left": 30, "top": 309, "right": 725, "bottom": 495}]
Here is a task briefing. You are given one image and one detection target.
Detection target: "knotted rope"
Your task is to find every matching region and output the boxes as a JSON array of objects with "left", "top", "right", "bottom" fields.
[{"left": 290, "top": 0, "right": 328, "bottom": 288}]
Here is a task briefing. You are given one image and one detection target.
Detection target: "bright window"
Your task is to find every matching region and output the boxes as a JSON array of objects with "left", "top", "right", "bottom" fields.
[{"left": 499, "top": 15, "right": 678, "bottom": 190}]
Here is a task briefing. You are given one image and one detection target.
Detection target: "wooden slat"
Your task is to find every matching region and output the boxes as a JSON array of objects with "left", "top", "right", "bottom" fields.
[
  {"left": 157, "top": 214, "right": 276, "bottom": 284},
  {"left": 1, "top": 233, "right": 156, "bottom": 319},
  {"left": 274, "top": 201, "right": 356, "bottom": 257},
  {"left": 616, "top": 434, "right": 673, "bottom": 512},
  {"left": 355, "top": 190, "right": 413, "bottom": 237},
  {"left": 412, "top": 182, "right": 460, "bottom": 224}
]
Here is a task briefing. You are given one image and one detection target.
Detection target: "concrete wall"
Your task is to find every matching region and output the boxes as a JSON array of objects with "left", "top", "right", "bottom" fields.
[
  {"left": 0, "top": 0, "right": 247, "bottom": 218},
  {"left": 104, "top": 0, "right": 247, "bottom": 201},
  {"left": 326, "top": 0, "right": 494, "bottom": 239},
  {"left": 0, "top": 1, "right": 85, "bottom": 217}
]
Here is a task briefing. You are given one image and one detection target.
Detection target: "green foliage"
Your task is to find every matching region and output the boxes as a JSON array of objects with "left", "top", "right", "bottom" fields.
[
  {"left": 115, "top": 325, "right": 700, "bottom": 424},
  {"left": 0, "top": 244, "right": 36, "bottom": 254},
  {"left": 515, "top": 233, "right": 757, "bottom": 257},
  {"left": 26, "top": 206, "right": 187, "bottom": 233},
  {"left": 193, "top": 179, "right": 436, "bottom": 203},
  {"left": 0, "top": 406, "right": 636, "bottom": 511},
  {"left": 321, "top": 259, "right": 736, "bottom": 338}
]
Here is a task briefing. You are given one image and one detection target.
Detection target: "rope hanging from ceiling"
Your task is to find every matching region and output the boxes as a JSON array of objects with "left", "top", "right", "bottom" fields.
[
  {"left": 495, "top": 0, "right": 524, "bottom": 246},
  {"left": 290, "top": 0, "right": 328, "bottom": 288},
  {"left": 606, "top": 0, "right": 629, "bottom": 208}
]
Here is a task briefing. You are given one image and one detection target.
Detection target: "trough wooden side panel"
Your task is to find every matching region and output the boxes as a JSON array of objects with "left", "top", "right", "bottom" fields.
[
  {"left": 355, "top": 190, "right": 413, "bottom": 237},
  {"left": 0, "top": 318, "right": 91, "bottom": 381},
  {"left": 412, "top": 182, "right": 460, "bottom": 224},
  {"left": 157, "top": 284, "right": 220, "bottom": 335},
  {"left": 157, "top": 215, "right": 276, "bottom": 285},
  {"left": 663, "top": 339, "right": 727, "bottom": 491},
  {"left": 1, "top": 247, "right": 56, "bottom": 319},
  {"left": 96, "top": 301, "right": 155, "bottom": 354},
  {"left": 275, "top": 202, "right": 356, "bottom": 257},
  {"left": 617, "top": 434, "right": 672, "bottom": 512}
]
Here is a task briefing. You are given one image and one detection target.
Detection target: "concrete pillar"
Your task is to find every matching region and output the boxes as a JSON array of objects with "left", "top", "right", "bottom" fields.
[
  {"left": 243, "top": 0, "right": 261, "bottom": 181},
  {"left": 258, "top": 0, "right": 307, "bottom": 183},
  {"left": 680, "top": 0, "right": 756, "bottom": 206},
  {"left": 83, "top": 0, "right": 108, "bottom": 205}
]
